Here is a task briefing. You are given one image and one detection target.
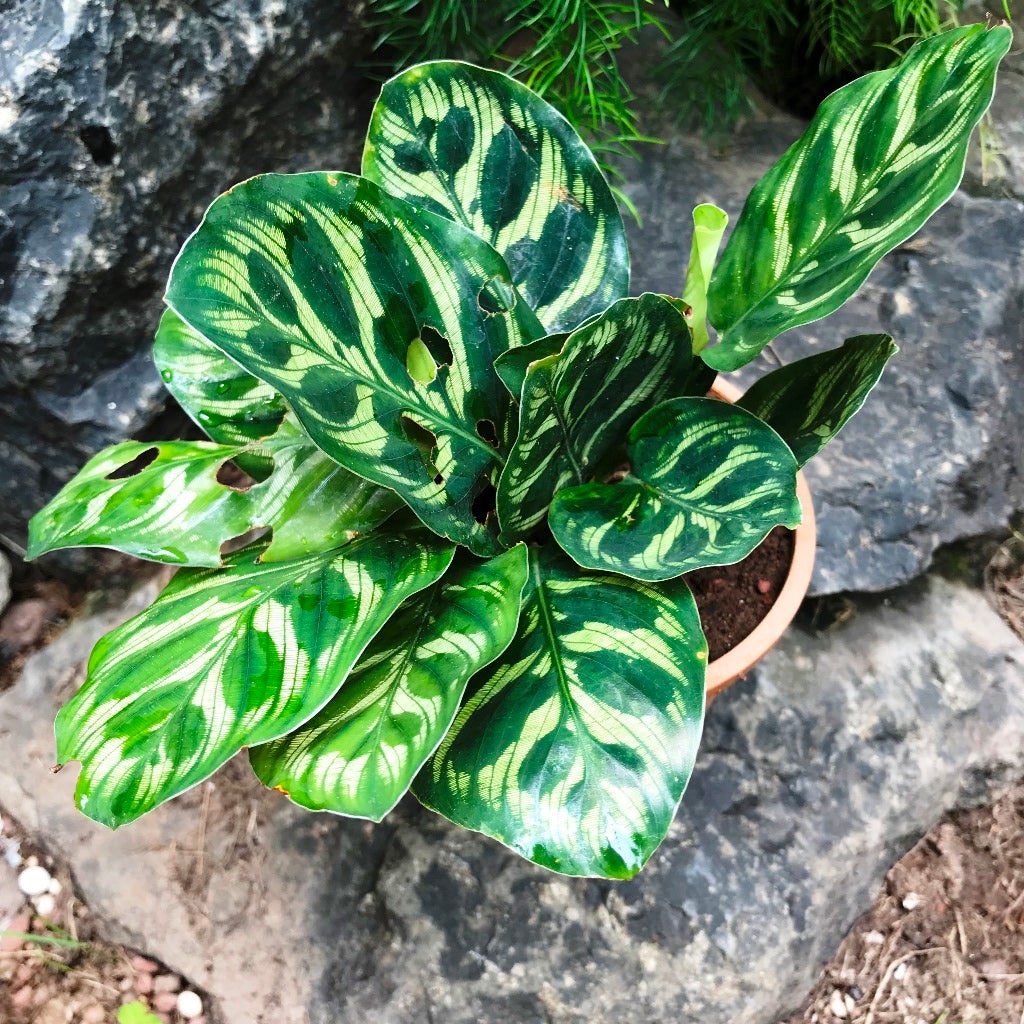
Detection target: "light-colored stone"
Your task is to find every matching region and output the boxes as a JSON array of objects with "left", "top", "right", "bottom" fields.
[
  {"left": 17, "top": 863, "right": 51, "bottom": 896},
  {"left": 0, "top": 572, "right": 1022, "bottom": 1024},
  {"left": 177, "top": 990, "right": 204, "bottom": 1019},
  {"left": 0, "top": 551, "right": 10, "bottom": 615}
]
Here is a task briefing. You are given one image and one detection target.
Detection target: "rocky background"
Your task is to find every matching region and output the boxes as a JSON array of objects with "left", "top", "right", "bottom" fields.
[{"left": 1, "top": 4, "right": 1023, "bottom": 1023}]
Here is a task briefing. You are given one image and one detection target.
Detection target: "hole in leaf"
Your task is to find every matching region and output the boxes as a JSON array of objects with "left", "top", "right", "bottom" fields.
[
  {"left": 471, "top": 481, "right": 497, "bottom": 526},
  {"left": 478, "top": 276, "right": 517, "bottom": 315},
  {"left": 433, "top": 473, "right": 445, "bottom": 485},
  {"left": 78, "top": 124, "right": 116, "bottom": 165},
  {"left": 476, "top": 419, "right": 498, "bottom": 448},
  {"left": 216, "top": 460, "right": 258, "bottom": 492},
  {"left": 401, "top": 414, "right": 441, "bottom": 478},
  {"left": 220, "top": 526, "right": 271, "bottom": 558},
  {"left": 105, "top": 447, "right": 158, "bottom": 480},
  {"left": 420, "top": 325, "right": 453, "bottom": 366}
]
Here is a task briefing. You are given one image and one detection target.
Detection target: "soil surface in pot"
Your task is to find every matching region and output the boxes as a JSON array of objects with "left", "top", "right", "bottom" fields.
[{"left": 684, "top": 525, "right": 795, "bottom": 661}]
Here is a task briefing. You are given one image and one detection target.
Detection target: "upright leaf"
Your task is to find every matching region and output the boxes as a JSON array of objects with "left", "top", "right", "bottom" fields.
[
  {"left": 166, "top": 172, "right": 544, "bottom": 557},
  {"left": 26, "top": 420, "right": 402, "bottom": 566},
  {"left": 705, "top": 25, "right": 1012, "bottom": 371},
  {"left": 250, "top": 546, "right": 529, "bottom": 821},
  {"left": 549, "top": 397, "right": 800, "bottom": 582},
  {"left": 414, "top": 546, "right": 707, "bottom": 879},
  {"left": 738, "top": 334, "right": 898, "bottom": 465},
  {"left": 363, "top": 61, "right": 629, "bottom": 333},
  {"left": 56, "top": 533, "right": 455, "bottom": 828},
  {"left": 496, "top": 294, "right": 692, "bottom": 543},
  {"left": 153, "top": 309, "right": 286, "bottom": 445},
  {"left": 681, "top": 204, "right": 728, "bottom": 353}
]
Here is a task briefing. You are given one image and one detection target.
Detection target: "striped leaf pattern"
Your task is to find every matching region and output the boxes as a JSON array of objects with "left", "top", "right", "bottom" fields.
[
  {"left": 55, "top": 533, "right": 455, "bottom": 828},
  {"left": 153, "top": 309, "right": 286, "bottom": 445},
  {"left": 413, "top": 545, "right": 707, "bottom": 879},
  {"left": 362, "top": 61, "right": 629, "bottom": 333},
  {"left": 738, "top": 334, "right": 898, "bottom": 466},
  {"left": 26, "top": 420, "right": 402, "bottom": 566},
  {"left": 705, "top": 25, "right": 1012, "bottom": 371},
  {"left": 249, "top": 545, "right": 529, "bottom": 821},
  {"left": 166, "top": 172, "right": 545, "bottom": 557},
  {"left": 496, "top": 295, "right": 692, "bottom": 544},
  {"left": 549, "top": 397, "right": 801, "bottom": 581}
]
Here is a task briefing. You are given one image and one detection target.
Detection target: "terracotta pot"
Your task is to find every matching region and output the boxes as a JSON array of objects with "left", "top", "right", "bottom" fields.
[{"left": 703, "top": 379, "right": 817, "bottom": 702}]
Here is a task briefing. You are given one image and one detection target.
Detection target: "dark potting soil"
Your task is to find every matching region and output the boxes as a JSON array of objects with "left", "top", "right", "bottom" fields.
[{"left": 684, "top": 526, "right": 795, "bottom": 662}]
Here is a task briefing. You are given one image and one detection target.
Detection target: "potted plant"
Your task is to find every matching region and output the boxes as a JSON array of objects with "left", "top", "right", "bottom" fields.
[{"left": 28, "top": 24, "right": 1011, "bottom": 879}]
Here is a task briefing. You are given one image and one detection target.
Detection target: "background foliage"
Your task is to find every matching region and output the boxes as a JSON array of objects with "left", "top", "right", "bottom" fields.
[{"left": 366, "top": 0, "right": 986, "bottom": 173}]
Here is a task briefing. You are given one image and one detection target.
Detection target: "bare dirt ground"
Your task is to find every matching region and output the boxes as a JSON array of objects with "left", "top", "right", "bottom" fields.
[
  {"left": 783, "top": 785, "right": 1024, "bottom": 1024},
  {"left": 1, "top": 811, "right": 211, "bottom": 1024}
]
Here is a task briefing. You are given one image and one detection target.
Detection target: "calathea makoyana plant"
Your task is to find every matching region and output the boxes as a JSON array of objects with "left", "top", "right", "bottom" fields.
[{"left": 30, "top": 26, "right": 1009, "bottom": 879}]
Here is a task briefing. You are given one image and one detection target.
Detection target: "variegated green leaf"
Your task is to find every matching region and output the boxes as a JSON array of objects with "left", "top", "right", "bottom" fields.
[
  {"left": 549, "top": 397, "right": 800, "bottom": 581},
  {"left": 249, "top": 545, "right": 529, "bottom": 821},
  {"left": 413, "top": 545, "right": 707, "bottom": 879},
  {"left": 496, "top": 295, "right": 692, "bottom": 544},
  {"left": 362, "top": 61, "right": 629, "bottom": 333},
  {"left": 493, "top": 333, "right": 568, "bottom": 399},
  {"left": 705, "top": 25, "right": 1012, "bottom": 371},
  {"left": 738, "top": 334, "right": 898, "bottom": 466},
  {"left": 153, "top": 309, "right": 286, "bottom": 445},
  {"left": 166, "top": 172, "right": 545, "bottom": 557},
  {"left": 26, "top": 419, "right": 402, "bottom": 566},
  {"left": 56, "top": 532, "right": 455, "bottom": 828},
  {"left": 681, "top": 203, "right": 728, "bottom": 354}
]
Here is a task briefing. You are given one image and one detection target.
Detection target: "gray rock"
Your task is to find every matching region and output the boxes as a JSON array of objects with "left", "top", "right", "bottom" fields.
[
  {"left": 0, "top": 551, "right": 10, "bottom": 615},
  {"left": 1, "top": 573, "right": 1021, "bottom": 1024},
  {"left": 624, "top": 109, "right": 1024, "bottom": 595},
  {"left": 0, "top": 0, "right": 373, "bottom": 550}
]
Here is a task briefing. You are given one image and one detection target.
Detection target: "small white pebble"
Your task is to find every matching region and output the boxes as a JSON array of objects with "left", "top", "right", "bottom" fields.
[
  {"left": 17, "top": 865, "right": 52, "bottom": 897},
  {"left": 893, "top": 962, "right": 909, "bottom": 981},
  {"left": 47, "top": 878, "right": 62, "bottom": 896},
  {"left": 828, "top": 988, "right": 848, "bottom": 1018},
  {"left": 901, "top": 892, "right": 921, "bottom": 910},
  {"left": 32, "top": 893, "right": 56, "bottom": 916},
  {"left": 177, "top": 990, "right": 203, "bottom": 1019},
  {"left": 864, "top": 930, "right": 886, "bottom": 945}
]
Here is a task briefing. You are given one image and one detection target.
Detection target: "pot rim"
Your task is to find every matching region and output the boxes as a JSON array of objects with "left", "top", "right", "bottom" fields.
[{"left": 703, "top": 379, "right": 817, "bottom": 701}]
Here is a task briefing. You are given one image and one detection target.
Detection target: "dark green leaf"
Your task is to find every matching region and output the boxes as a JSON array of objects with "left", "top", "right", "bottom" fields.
[
  {"left": 738, "top": 334, "right": 898, "bottom": 465},
  {"left": 363, "top": 61, "right": 629, "bottom": 332},
  {"left": 549, "top": 397, "right": 800, "bottom": 581},
  {"left": 56, "top": 532, "right": 455, "bottom": 827},
  {"left": 250, "top": 545, "right": 529, "bottom": 820},
  {"left": 414, "top": 545, "right": 707, "bottom": 879}
]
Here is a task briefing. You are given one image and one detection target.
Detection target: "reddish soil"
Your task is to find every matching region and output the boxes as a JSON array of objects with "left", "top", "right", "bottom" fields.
[{"left": 685, "top": 526, "right": 795, "bottom": 661}]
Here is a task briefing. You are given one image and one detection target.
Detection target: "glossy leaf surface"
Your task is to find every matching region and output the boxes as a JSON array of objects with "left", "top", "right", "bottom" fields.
[
  {"left": 705, "top": 25, "right": 1011, "bottom": 371},
  {"left": 738, "top": 334, "right": 898, "bottom": 465},
  {"left": 26, "top": 420, "right": 402, "bottom": 566},
  {"left": 496, "top": 295, "right": 692, "bottom": 543},
  {"left": 152, "top": 309, "right": 286, "bottom": 445},
  {"left": 166, "top": 171, "right": 544, "bottom": 556},
  {"left": 414, "top": 545, "right": 706, "bottom": 878},
  {"left": 250, "top": 546, "right": 529, "bottom": 821},
  {"left": 363, "top": 60, "right": 629, "bottom": 332},
  {"left": 549, "top": 397, "right": 800, "bottom": 581},
  {"left": 56, "top": 533, "right": 455, "bottom": 828}
]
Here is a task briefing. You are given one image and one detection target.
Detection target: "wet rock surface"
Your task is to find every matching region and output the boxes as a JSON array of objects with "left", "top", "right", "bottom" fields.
[
  {"left": 1, "top": 572, "right": 1021, "bottom": 1024},
  {"left": 0, "top": 0, "right": 373, "bottom": 551},
  {"left": 625, "top": 110, "right": 1024, "bottom": 596}
]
